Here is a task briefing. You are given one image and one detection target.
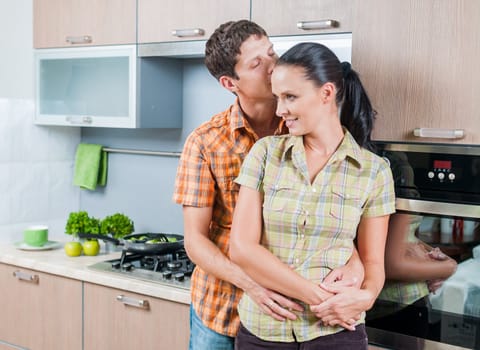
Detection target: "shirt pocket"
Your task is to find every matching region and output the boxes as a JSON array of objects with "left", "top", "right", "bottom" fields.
[
  {"left": 329, "top": 185, "right": 363, "bottom": 234},
  {"left": 263, "top": 184, "right": 298, "bottom": 212}
]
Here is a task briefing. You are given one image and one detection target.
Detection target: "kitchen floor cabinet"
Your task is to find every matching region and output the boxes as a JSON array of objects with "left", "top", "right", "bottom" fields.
[
  {"left": 252, "top": 0, "right": 353, "bottom": 36},
  {"left": 0, "top": 263, "right": 82, "bottom": 350},
  {"left": 138, "top": 0, "right": 250, "bottom": 44},
  {"left": 83, "top": 283, "right": 189, "bottom": 350},
  {"left": 352, "top": 0, "right": 480, "bottom": 144},
  {"left": 33, "top": 0, "right": 136, "bottom": 48}
]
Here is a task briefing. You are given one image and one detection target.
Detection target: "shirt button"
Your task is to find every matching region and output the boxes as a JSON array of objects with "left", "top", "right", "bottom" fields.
[
  {"left": 300, "top": 234, "right": 305, "bottom": 239},
  {"left": 312, "top": 188, "right": 317, "bottom": 192},
  {"left": 295, "top": 258, "right": 300, "bottom": 264}
]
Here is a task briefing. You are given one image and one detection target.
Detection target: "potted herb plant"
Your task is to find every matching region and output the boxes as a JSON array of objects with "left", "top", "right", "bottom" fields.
[{"left": 64, "top": 211, "right": 101, "bottom": 256}]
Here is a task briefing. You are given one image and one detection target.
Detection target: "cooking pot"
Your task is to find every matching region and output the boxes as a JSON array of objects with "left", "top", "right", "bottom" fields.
[{"left": 78, "top": 232, "right": 184, "bottom": 254}]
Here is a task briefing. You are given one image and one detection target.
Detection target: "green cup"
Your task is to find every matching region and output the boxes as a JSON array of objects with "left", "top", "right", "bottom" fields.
[{"left": 24, "top": 225, "right": 48, "bottom": 247}]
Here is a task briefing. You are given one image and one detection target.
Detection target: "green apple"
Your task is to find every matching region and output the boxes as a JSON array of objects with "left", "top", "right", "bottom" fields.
[
  {"left": 64, "top": 241, "right": 83, "bottom": 257},
  {"left": 82, "top": 239, "right": 100, "bottom": 256}
]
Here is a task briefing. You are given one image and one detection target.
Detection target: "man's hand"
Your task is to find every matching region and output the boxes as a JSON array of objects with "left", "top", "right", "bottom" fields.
[
  {"left": 244, "top": 283, "right": 304, "bottom": 321},
  {"left": 310, "top": 283, "right": 372, "bottom": 331}
]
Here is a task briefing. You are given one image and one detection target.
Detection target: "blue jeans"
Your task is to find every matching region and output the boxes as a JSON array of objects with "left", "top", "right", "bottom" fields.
[{"left": 189, "top": 305, "right": 235, "bottom": 350}]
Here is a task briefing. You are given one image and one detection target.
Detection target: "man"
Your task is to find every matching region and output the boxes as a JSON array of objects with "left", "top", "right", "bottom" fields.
[{"left": 173, "top": 20, "right": 362, "bottom": 350}]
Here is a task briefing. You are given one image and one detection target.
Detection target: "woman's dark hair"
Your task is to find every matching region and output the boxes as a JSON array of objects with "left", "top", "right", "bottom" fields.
[
  {"left": 276, "top": 42, "right": 376, "bottom": 151},
  {"left": 205, "top": 20, "right": 267, "bottom": 80}
]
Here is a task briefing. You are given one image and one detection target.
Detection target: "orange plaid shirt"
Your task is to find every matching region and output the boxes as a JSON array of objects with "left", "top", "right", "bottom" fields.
[{"left": 173, "top": 99, "right": 284, "bottom": 336}]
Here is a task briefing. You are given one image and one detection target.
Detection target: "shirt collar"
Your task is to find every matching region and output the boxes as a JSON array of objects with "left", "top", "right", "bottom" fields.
[{"left": 230, "top": 98, "right": 288, "bottom": 139}]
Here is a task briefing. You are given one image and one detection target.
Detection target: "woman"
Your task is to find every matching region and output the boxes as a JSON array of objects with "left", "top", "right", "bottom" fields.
[{"left": 230, "top": 42, "right": 396, "bottom": 349}]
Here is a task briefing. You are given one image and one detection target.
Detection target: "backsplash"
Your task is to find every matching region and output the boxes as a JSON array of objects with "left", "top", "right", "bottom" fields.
[{"left": 0, "top": 98, "right": 81, "bottom": 243}]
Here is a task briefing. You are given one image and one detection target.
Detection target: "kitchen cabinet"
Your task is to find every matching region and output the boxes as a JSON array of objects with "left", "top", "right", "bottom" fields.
[
  {"left": 251, "top": 0, "right": 353, "bottom": 36},
  {"left": 138, "top": 0, "right": 250, "bottom": 44},
  {"left": 35, "top": 45, "right": 183, "bottom": 128},
  {"left": 352, "top": 0, "right": 480, "bottom": 144},
  {"left": 0, "top": 263, "right": 82, "bottom": 350},
  {"left": 33, "top": 0, "right": 136, "bottom": 48},
  {"left": 83, "top": 282, "right": 189, "bottom": 350}
]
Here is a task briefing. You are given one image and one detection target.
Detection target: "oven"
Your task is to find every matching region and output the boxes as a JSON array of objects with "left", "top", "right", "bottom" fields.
[{"left": 366, "top": 142, "right": 480, "bottom": 350}]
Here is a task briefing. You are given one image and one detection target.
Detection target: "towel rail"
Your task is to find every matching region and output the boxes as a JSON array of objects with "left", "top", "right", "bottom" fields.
[{"left": 103, "top": 147, "right": 181, "bottom": 158}]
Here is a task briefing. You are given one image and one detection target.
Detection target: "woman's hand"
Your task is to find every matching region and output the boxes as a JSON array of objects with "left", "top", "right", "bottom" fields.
[
  {"left": 244, "top": 282, "right": 304, "bottom": 321},
  {"left": 310, "top": 283, "right": 374, "bottom": 331}
]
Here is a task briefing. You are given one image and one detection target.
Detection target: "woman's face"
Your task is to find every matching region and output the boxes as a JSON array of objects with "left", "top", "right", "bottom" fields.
[{"left": 271, "top": 65, "right": 326, "bottom": 136}]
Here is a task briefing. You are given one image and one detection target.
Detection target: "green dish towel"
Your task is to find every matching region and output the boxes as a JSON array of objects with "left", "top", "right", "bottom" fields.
[{"left": 73, "top": 143, "right": 108, "bottom": 190}]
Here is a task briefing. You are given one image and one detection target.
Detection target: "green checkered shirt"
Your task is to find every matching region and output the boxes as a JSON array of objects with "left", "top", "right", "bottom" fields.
[{"left": 235, "top": 130, "right": 395, "bottom": 342}]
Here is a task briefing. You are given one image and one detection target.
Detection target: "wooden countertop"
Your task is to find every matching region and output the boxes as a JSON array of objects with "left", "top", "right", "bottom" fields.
[{"left": 0, "top": 242, "right": 190, "bottom": 305}]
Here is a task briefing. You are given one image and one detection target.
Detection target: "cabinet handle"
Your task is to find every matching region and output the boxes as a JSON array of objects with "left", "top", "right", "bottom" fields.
[
  {"left": 413, "top": 128, "right": 464, "bottom": 139},
  {"left": 116, "top": 295, "right": 150, "bottom": 310},
  {"left": 65, "top": 116, "right": 93, "bottom": 125},
  {"left": 13, "top": 270, "right": 39, "bottom": 284},
  {"left": 66, "top": 35, "right": 93, "bottom": 44},
  {"left": 297, "top": 20, "right": 339, "bottom": 30},
  {"left": 171, "top": 28, "right": 205, "bottom": 38}
]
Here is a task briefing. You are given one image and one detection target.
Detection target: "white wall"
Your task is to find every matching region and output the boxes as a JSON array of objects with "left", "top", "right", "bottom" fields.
[{"left": 0, "top": 0, "right": 80, "bottom": 243}]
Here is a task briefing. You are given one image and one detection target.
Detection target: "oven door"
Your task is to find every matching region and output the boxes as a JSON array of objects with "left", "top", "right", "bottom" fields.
[{"left": 367, "top": 142, "right": 480, "bottom": 349}]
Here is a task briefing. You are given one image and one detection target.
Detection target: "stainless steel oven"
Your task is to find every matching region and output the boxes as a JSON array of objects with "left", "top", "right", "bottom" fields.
[{"left": 366, "top": 142, "right": 480, "bottom": 350}]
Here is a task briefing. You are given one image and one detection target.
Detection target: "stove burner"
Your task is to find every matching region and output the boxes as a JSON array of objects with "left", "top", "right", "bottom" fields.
[{"left": 91, "top": 248, "right": 195, "bottom": 290}]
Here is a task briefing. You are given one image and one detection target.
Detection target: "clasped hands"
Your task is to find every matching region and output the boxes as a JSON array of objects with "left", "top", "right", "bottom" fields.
[{"left": 246, "top": 270, "right": 366, "bottom": 331}]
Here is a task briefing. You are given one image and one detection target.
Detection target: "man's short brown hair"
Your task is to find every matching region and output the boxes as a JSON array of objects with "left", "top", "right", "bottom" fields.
[{"left": 205, "top": 20, "right": 267, "bottom": 80}]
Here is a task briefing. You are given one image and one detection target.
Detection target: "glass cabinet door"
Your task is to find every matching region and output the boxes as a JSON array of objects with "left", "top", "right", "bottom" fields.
[{"left": 35, "top": 45, "right": 136, "bottom": 128}]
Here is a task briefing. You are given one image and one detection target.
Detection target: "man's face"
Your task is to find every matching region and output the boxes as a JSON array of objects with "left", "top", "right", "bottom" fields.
[{"left": 230, "top": 35, "right": 278, "bottom": 101}]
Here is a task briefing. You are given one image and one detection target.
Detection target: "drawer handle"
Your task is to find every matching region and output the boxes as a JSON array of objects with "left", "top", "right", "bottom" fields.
[
  {"left": 297, "top": 20, "right": 339, "bottom": 30},
  {"left": 66, "top": 35, "right": 93, "bottom": 44},
  {"left": 13, "top": 270, "right": 39, "bottom": 284},
  {"left": 413, "top": 128, "right": 464, "bottom": 139},
  {"left": 171, "top": 28, "right": 205, "bottom": 38},
  {"left": 116, "top": 295, "right": 150, "bottom": 310}
]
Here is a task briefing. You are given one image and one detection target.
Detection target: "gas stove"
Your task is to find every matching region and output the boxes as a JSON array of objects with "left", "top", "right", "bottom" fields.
[{"left": 88, "top": 249, "right": 194, "bottom": 290}]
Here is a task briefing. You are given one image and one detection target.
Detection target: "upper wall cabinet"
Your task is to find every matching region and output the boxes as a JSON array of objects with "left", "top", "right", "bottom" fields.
[
  {"left": 352, "top": 0, "right": 480, "bottom": 144},
  {"left": 138, "top": 0, "right": 250, "bottom": 44},
  {"left": 251, "top": 0, "right": 353, "bottom": 36},
  {"left": 33, "top": 0, "right": 136, "bottom": 48}
]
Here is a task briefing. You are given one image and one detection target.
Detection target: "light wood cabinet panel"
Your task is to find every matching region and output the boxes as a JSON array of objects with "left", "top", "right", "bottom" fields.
[
  {"left": 84, "top": 283, "right": 190, "bottom": 350},
  {"left": 352, "top": 0, "right": 480, "bottom": 144},
  {"left": 0, "top": 264, "right": 82, "bottom": 350},
  {"left": 138, "top": 0, "right": 250, "bottom": 43},
  {"left": 33, "top": 0, "right": 136, "bottom": 48},
  {"left": 252, "top": 0, "right": 353, "bottom": 36}
]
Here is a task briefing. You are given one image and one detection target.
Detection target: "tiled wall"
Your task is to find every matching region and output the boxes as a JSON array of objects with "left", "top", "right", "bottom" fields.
[
  {"left": 0, "top": 98, "right": 81, "bottom": 243},
  {"left": 0, "top": 1, "right": 82, "bottom": 244}
]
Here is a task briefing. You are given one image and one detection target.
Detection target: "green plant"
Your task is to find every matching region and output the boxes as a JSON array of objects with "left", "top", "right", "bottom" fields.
[
  {"left": 100, "top": 213, "right": 134, "bottom": 239},
  {"left": 65, "top": 211, "right": 101, "bottom": 237}
]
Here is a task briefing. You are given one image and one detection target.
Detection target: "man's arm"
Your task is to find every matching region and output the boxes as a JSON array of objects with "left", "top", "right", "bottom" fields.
[{"left": 183, "top": 205, "right": 302, "bottom": 321}]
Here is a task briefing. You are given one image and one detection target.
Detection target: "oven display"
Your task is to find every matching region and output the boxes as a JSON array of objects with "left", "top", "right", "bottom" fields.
[{"left": 434, "top": 160, "right": 452, "bottom": 170}]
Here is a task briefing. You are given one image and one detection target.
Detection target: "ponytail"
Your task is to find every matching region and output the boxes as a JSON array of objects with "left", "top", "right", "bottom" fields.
[{"left": 340, "top": 62, "right": 376, "bottom": 152}]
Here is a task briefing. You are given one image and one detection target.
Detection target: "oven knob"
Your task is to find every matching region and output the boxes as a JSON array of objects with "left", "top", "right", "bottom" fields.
[
  {"left": 448, "top": 173, "right": 455, "bottom": 181},
  {"left": 162, "top": 270, "right": 172, "bottom": 279},
  {"left": 428, "top": 171, "right": 435, "bottom": 179},
  {"left": 122, "top": 263, "right": 133, "bottom": 271},
  {"left": 174, "top": 272, "right": 185, "bottom": 282},
  {"left": 437, "top": 172, "right": 445, "bottom": 180}
]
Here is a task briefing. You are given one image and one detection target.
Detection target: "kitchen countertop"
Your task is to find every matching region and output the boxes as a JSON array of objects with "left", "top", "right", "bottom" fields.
[{"left": 0, "top": 242, "right": 190, "bottom": 305}]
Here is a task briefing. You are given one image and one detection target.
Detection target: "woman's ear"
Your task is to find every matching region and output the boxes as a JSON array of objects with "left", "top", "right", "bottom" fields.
[
  {"left": 321, "top": 82, "right": 336, "bottom": 103},
  {"left": 219, "top": 75, "right": 238, "bottom": 93}
]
